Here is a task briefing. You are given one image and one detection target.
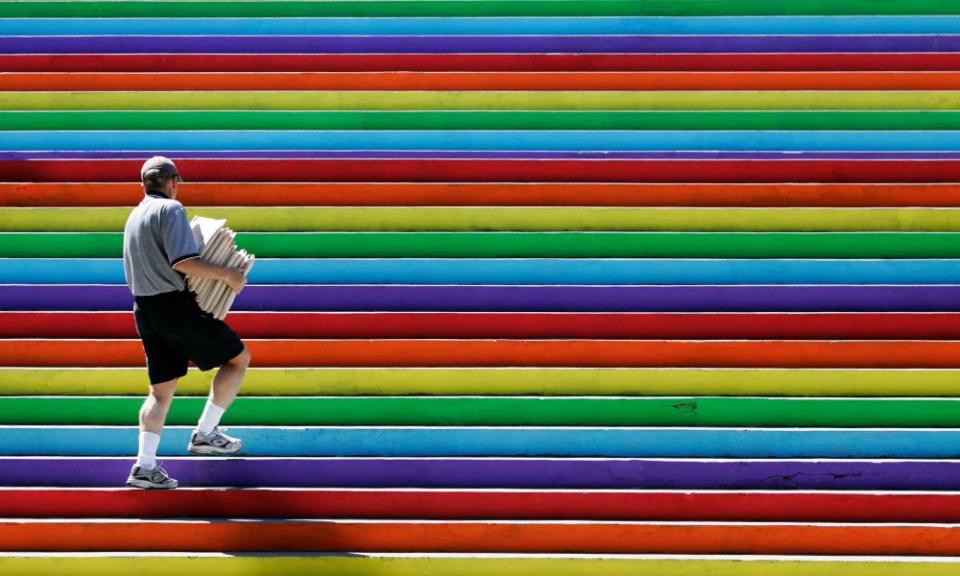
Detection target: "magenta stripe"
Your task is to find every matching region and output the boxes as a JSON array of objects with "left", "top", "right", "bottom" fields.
[
  {"left": 4, "top": 285, "right": 960, "bottom": 312},
  {"left": 3, "top": 35, "right": 960, "bottom": 54}
]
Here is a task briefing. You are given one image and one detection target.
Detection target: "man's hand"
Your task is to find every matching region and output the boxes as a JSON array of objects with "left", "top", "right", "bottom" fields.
[
  {"left": 221, "top": 267, "right": 247, "bottom": 293},
  {"left": 174, "top": 257, "right": 247, "bottom": 293}
]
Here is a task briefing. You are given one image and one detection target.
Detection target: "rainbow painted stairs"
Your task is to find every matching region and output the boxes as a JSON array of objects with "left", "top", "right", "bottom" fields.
[{"left": 10, "top": 0, "right": 960, "bottom": 574}]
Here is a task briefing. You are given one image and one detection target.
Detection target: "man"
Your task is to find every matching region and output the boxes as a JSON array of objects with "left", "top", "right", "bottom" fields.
[{"left": 122, "top": 156, "right": 251, "bottom": 489}]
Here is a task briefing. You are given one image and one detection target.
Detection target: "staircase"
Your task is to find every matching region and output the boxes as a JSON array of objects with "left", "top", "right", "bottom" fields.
[{"left": 4, "top": 0, "right": 960, "bottom": 573}]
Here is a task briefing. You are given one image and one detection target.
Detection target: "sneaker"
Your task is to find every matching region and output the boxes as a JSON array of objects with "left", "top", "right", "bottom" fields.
[
  {"left": 187, "top": 426, "right": 243, "bottom": 455},
  {"left": 126, "top": 463, "right": 178, "bottom": 490}
]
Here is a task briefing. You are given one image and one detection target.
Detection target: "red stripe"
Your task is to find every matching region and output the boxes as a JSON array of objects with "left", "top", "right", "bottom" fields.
[
  {"left": 7, "top": 159, "right": 960, "bottom": 183},
  {"left": 9, "top": 339, "right": 960, "bottom": 368},
  {"left": 8, "top": 182, "right": 960, "bottom": 208},
  {"left": 2, "top": 489, "right": 959, "bottom": 522},
  {"left": 5, "top": 53, "right": 960, "bottom": 72},
  {"left": 4, "top": 520, "right": 960, "bottom": 554},
  {"left": 10, "top": 71, "right": 960, "bottom": 91},
  {"left": 3, "top": 311, "right": 960, "bottom": 340}
]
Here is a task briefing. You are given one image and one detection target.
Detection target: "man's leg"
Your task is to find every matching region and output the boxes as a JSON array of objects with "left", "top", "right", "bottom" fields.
[
  {"left": 137, "top": 377, "right": 177, "bottom": 470},
  {"left": 196, "top": 347, "right": 251, "bottom": 436}
]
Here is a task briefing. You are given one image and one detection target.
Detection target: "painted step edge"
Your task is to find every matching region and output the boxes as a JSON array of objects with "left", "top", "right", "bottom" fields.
[{"left": 4, "top": 487, "right": 960, "bottom": 522}]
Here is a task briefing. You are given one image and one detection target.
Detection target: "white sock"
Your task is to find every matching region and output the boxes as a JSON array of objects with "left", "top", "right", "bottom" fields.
[
  {"left": 197, "top": 400, "right": 227, "bottom": 436},
  {"left": 136, "top": 431, "right": 161, "bottom": 470}
]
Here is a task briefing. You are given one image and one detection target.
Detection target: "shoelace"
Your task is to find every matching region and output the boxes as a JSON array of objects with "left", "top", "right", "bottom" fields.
[{"left": 213, "top": 426, "right": 235, "bottom": 441}]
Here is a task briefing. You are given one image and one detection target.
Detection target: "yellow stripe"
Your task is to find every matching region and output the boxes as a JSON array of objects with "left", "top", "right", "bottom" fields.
[
  {"left": 2, "top": 91, "right": 960, "bottom": 110},
  {"left": 8, "top": 207, "right": 960, "bottom": 232},
  {"left": 1, "top": 367, "right": 955, "bottom": 396},
  {"left": 1, "top": 555, "right": 959, "bottom": 576}
]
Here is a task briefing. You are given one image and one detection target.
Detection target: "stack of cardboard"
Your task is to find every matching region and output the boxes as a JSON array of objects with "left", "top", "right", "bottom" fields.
[{"left": 187, "top": 216, "right": 255, "bottom": 320}]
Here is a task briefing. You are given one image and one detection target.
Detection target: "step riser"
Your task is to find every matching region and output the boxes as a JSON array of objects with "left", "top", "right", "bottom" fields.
[
  {"left": 3, "top": 489, "right": 959, "bottom": 522},
  {"left": 0, "top": 458, "right": 956, "bottom": 489},
  {"left": 10, "top": 159, "right": 960, "bottom": 183},
  {"left": 10, "top": 17, "right": 960, "bottom": 36},
  {"left": 9, "top": 36, "right": 960, "bottom": 53},
  {"left": 5, "top": 399, "right": 960, "bottom": 428},
  {"left": 6, "top": 426, "right": 960, "bottom": 457},
  {"left": 9, "top": 231, "right": 960, "bottom": 259},
  {"left": 1, "top": 366, "right": 952, "bottom": 396},
  {"left": 15, "top": 258, "right": 960, "bottom": 285},
  {"left": 2, "top": 312, "right": 958, "bottom": 340},
  {"left": 1, "top": 555, "right": 957, "bottom": 576},
  {"left": 7, "top": 0, "right": 960, "bottom": 17},
  {"left": 5, "top": 53, "right": 960, "bottom": 72},
  {"left": 5, "top": 339, "right": 960, "bottom": 368},
  {"left": 8, "top": 182, "right": 960, "bottom": 208},
  {"left": 9, "top": 521, "right": 960, "bottom": 555}
]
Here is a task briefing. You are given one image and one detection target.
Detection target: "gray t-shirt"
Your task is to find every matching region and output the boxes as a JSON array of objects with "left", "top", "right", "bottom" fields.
[{"left": 123, "top": 193, "right": 200, "bottom": 297}]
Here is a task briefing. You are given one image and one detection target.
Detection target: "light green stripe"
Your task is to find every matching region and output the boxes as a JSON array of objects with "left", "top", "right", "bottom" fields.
[
  {"left": 1, "top": 555, "right": 959, "bottom": 576},
  {"left": 9, "top": 207, "right": 960, "bottom": 232},
  {"left": 1, "top": 367, "right": 956, "bottom": 397},
  {"left": 2, "top": 91, "right": 959, "bottom": 111}
]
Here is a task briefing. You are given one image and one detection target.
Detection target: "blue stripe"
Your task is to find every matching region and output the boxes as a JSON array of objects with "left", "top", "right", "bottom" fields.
[
  {"left": 5, "top": 426, "right": 960, "bottom": 458},
  {"left": 7, "top": 258, "right": 960, "bottom": 285},
  {"left": 7, "top": 131, "right": 960, "bottom": 152},
  {"left": 5, "top": 16, "right": 960, "bottom": 36}
]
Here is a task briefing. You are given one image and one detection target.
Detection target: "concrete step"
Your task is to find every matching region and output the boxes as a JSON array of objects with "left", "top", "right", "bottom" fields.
[
  {"left": 7, "top": 519, "right": 960, "bottom": 554},
  {"left": 1, "top": 488, "right": 959, "bottom": 522},
  {"left": 5, "top": 397, "right": 960, "bottom": 427},
  {"left": 7, "top": 338, "right": 960, "bottom": 368},
  {"left": 1, "top": 552, "right": 957, "bottom": 576},
  {"left": 0, "top": 456, "right": 956, "bottom": 489},
  {"left": 5, "top": 425, "right": 960, "bottom": 458},
  {"left": 0, "top": 366, "right": 956, "bottom": 396}
]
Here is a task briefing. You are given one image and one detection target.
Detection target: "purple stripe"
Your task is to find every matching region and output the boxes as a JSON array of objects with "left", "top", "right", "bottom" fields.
[
  {"left": 5, "top": 151, "right": 960, "bottom": 160},
  {"left": 1, "top": 457, "right": 957, "bottom": 489},
  {"left": 3, "top": 36, "right": 960, "bottom": 54},
  {"left": 5, "top": 285, "right": 960, "bottom": 312}
]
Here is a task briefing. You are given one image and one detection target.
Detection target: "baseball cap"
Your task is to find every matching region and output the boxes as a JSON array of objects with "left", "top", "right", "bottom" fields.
[{"left": 140, "top": 156, "right": 182, "bottom": 183}]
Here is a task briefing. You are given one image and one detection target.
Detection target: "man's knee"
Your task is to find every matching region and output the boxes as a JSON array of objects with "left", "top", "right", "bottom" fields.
[
  {"left": 149, "top": 378, "right": 178, "bottom": 404},
  {"left": 228, "top": 346, "right": 251, "bottom": 369}
]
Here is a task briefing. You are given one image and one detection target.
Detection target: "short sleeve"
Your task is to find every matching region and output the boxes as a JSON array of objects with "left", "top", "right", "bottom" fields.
[{"left": 160, "top": 203, "right": 200, "bottom": 266}]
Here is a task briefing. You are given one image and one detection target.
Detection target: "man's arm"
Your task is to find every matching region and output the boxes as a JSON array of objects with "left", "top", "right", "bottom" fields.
[
  {"left": 160, "top": 203, "right": 246, "bottom": 293},
  {"left": 174, "top": 257, "right": 247, "bottom": 293}
]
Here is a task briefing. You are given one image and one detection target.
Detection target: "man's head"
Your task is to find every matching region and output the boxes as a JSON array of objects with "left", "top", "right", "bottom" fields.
[{"left": 140, "top": 156, "right": 182, "bottom": 199}]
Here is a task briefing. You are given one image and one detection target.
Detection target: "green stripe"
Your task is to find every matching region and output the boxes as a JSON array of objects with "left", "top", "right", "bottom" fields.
[
  {"left": 4, "top": 232, "right": 960, "bottom": 258},
  {"left": 9, "top": 111, "right": 960, "bottom": 131},
  {"left": 5, "top": 396, "right": 960, "bottom": 426},
  {"left": 3, "top": 1, "right": 959, "bottom": 17}
]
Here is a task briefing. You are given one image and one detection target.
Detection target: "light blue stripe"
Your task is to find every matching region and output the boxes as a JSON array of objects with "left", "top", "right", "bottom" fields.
[
  {"left": 4, "top": 426, "right": 960, "bottom": 458},
  {"left": 5, "top": 17, "right": 960, "bottom": 36},
  {"left": 6, "top": 258, "right": 960, "bottom": 285},
  {"left": 6, "top": 131, "right": 960, "bottom": 152}
]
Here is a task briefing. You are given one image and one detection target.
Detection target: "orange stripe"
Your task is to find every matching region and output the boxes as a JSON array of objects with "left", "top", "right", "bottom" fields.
[
  {"left": 4, "top": 521, "right": 960, "bottom": 554},
  {"left": 6, "top": 182, "right": 960, "bottom": 207},
  {"left": 2, "top": 339, "right": 960, "bottom": 368},
  {"left": 6, "top": 71, "right": 960, "bottom": 91}
]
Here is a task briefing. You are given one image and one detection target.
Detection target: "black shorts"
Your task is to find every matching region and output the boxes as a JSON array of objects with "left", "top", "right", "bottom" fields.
[{"left": 133, "top": 289, "right": 246, "bottom": 385}]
